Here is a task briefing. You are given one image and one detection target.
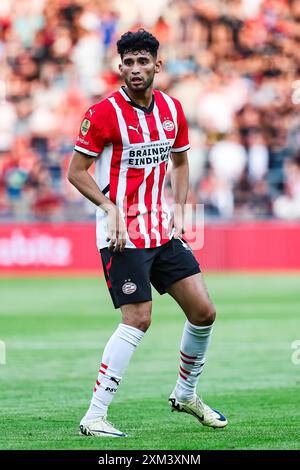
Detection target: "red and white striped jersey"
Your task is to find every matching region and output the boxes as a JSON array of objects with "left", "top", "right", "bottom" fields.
[{"left": 74, "top": 86, "right": 190, "bottom": 249}]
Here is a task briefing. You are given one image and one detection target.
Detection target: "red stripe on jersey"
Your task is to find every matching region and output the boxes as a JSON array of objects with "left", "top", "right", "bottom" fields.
[
  {"left": 125, "top": 167, "right": 145, "bottom": 247},
  {"left": 96, "top": 380, "right": 100, "bottom": 385},
  {"left": 180, "top": 351, "right": 197, "bottom": 359},
  {"left": 107, "top": 279, "right": 112, "bottom": 289},
  {"left": 144, "top": 111, "right": 162, "bottom": 247},
  {"left": 144, "top": 168, "right": 156, "bottom": 248},
  {"left": 145, "top": 112, "right": 160, "bottom": 141},
  {"left": 150, "top": 93, "right": 172, "bottom": 245},
  {"left": 126, "top": 168, "right": 143, "bottom": 212},
  {"left": 126, "top": 107, "right": 144, "bottom": 144},
  {"left": 108, "top": 109, "right": 123, "bottom": 206},
  {"left": 93, "top": 387, "right": 97, "bottom": 392},
  {"left": 157, "top": 161, "right": 167, "bottom": 242},
  {"left": 153, "top": 90, "right": 175, "bottom": 133},
  {"left": 101, "top": 363, "right": 108, "bottom": 369}
]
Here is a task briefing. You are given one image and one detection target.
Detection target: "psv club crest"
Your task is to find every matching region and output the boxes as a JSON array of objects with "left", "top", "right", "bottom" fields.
[
  {"left": 163, "top": 119, "right": 175, "bottom": 131},
  {"left": 122, "top": 280, "right": 137, "bottom": 295}
]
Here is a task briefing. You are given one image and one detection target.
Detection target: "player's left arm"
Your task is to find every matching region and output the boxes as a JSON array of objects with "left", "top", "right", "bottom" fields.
[{"left": 170, "top": 151, "right": 189, "bottom": 237}]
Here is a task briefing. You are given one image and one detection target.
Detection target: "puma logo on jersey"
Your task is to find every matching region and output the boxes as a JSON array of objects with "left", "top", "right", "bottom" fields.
[
  {"left": 128, "top": 125, "right": 140, "bottom": 134},
  {"left": 89, "top": 108, "right": 95, "bottom": 116}
]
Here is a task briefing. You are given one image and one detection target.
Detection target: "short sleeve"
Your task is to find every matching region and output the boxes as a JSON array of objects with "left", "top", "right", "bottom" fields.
[
  {"left": 74, "top": 103, "right": 110, "bottom": 157},
  {"left": 171, "top": 100, "right": 190, "bottom": 153}
]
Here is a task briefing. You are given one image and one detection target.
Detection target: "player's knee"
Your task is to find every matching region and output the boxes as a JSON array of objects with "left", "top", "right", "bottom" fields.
[
  {"left": 140, "top": 318, "right": 151, "bottom": 331},
  {"left": 132, "top": 315, "right": 151, "bottom": 332},
  {"left": 201, "top": 303, "right": 216, "bottom": 325},
  {"left": 123, "top": 309, "right": 151, "bottom": 332},
  {"left": 191, "top": 302, "right": 216, "bottom": 326}
]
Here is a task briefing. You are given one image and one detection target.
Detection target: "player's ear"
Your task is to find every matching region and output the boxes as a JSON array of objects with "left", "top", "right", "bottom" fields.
[
  {"left": 118, "top": 63, "right": 123, "bottom": 75},
  {"left": 155, "top": 58, "right": 162, "bottom": 74}
]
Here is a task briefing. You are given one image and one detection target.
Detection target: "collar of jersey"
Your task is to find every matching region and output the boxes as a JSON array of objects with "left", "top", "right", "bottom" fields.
[{"left": 119, "top": 86, "right": 155, "bottom": 114}]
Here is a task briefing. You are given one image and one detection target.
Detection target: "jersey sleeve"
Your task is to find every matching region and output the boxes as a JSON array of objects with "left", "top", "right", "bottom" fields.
[
  {"left": 74, "top": 103, "right": 111, "bottom": 157},
  {"left": 171, "top": 99, "right": 190, "bottom": 153}
]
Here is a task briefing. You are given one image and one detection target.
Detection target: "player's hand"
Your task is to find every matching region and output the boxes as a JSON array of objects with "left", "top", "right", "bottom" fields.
[
  {"left": 169, "top": 204, "right": 185, "bottom": 239},
  {"left": 106, "top": 206, "right": 127, "bottom": 252}
]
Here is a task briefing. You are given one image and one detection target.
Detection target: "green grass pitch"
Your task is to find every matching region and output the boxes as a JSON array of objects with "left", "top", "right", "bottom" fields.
[{"left": 0, "top": 273, "right": 299, "bottom": 450}]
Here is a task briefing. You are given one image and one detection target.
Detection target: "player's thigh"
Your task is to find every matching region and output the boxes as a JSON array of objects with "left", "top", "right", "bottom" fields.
[
  {"left": 151, "top": 238, "right": 200, "bottom": 295},
  {"left": 120, "top": 301, "right": 152, "bottom": 332},
  {"left": 167, "top": 272, "right": 216, "bottom": 326}
]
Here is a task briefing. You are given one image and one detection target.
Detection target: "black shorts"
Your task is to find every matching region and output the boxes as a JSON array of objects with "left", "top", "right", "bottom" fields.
[{"left": 100, "top": 238, "right": 201, "bottom": 309}]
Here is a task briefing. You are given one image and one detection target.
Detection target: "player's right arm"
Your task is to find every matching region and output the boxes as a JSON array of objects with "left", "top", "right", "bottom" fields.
[{"left": 67, "top": 151, "right": 126, "bottom": 252}]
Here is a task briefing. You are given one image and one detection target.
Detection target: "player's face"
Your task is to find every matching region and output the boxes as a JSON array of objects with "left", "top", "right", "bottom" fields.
[{"left": 119, "top": 51, "right": 161, "bottom": 93}]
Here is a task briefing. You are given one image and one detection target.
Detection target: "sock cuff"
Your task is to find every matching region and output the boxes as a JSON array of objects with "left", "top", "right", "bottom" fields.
[
  {"left": 186, "top": 320, "right": 213, "bottom": 333},
  {"left": 117, "top": 323, "right": 145, "bottom": 347}
]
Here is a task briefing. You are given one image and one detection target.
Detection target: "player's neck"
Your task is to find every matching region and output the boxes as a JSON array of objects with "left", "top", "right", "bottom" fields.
[{"left": 123, "top": 86, "right": 153, "bottom": 109}]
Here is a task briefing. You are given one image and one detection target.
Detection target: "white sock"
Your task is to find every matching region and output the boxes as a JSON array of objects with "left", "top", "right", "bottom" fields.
[
  {"left": 175, "top": 320, "right": 213, "bottom": 401},
  {"left": 85, "top": 323, "right": 144, "bottom": 420}
]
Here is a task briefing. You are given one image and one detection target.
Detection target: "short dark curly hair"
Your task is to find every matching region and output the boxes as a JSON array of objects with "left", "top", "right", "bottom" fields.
[{"left": 117, "top": 29, "right": 160, "bottom": 59}]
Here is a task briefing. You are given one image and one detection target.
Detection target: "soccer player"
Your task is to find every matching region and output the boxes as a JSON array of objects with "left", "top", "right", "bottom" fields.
[{"left": 68, "top": 29, "right": 227, "bottom": 437}]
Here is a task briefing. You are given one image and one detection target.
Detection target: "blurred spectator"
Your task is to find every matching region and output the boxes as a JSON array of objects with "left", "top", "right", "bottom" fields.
[
  {"left": 0, "top": 101, "right": 17, "bottom": 152},
  {"left": 1, "top": 0, "right": 300, "bottom": 221},
  {"left": 198, "top": 165, "right": 234, "bottom": 218},
  {"left": 247, "top": 130, "right": 269, "bottom": 182},
  {"left": 209, "top": 130, "right": 247, "bottom": 183},
  {"left": 273, "top": 154, "right": 300, "bottom": 219}
]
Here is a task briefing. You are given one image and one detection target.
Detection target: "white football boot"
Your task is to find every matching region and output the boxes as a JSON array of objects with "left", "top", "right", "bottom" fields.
[
  {"left": 79, "top": 415, "right": 127, "bottom": 437},
  {"left": 169, "top": 390, "right": 228, "bottom": 429}
]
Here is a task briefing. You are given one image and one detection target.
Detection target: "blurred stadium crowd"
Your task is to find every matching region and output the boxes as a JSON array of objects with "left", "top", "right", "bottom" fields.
[{"left": 1, "top": 0, "right": 300, "bottom": 221}]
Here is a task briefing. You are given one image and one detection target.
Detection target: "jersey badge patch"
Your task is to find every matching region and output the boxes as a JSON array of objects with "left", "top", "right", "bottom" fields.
[{"left": 81, "top": 118, "right": 91, "bottom": 136}]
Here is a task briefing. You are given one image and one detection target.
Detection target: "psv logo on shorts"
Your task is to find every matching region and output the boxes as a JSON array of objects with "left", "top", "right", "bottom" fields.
[{"left": 122, "top": 281, "right": 137, "bottom": 294}]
